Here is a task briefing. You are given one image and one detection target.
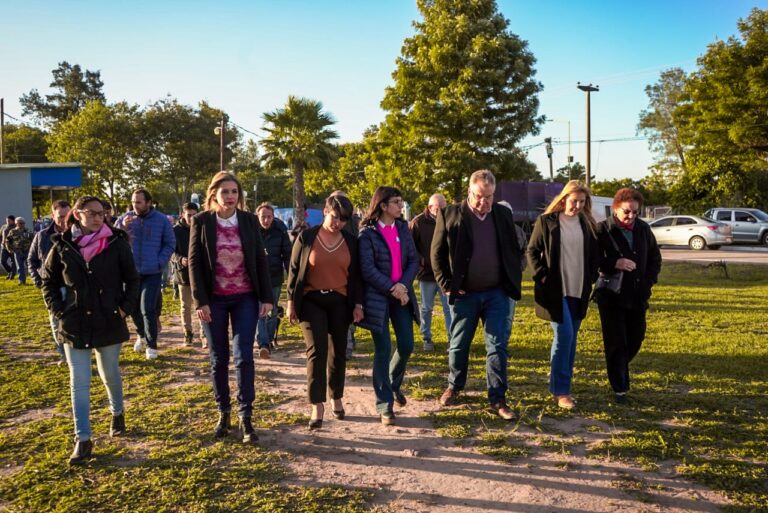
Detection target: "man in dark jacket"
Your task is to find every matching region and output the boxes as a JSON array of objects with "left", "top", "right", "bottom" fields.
[
  {"left": 255, "top": 202, "right": 291, "bottom": 358},
  {"left": 410, "top": 193, "right": 451, "bottom": 352},
  {"left": 1, "top": 215, "right": 16, "bottom": 279},
  {"left": 431, "top": 170, "right": 523, "bottom": 421},
  {"left": 28, "top": 200, "right": 71, "bottom": 363},
  {"left": 5, "top": 217, "right": 34, "bottom": 285},
  {"left": 115, "top": 188, "right": 175, "bottom": 360},
  {"left": 171, "top": 202, "right": 202, "bottom": 346}
]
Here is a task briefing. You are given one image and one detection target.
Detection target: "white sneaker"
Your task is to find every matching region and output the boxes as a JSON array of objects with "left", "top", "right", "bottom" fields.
[
  {"left": 145, "top": 347, "right": 158, "bottom": 360},
  {"left": 133, "top": 337, "right": 146, "bottom": 353}
]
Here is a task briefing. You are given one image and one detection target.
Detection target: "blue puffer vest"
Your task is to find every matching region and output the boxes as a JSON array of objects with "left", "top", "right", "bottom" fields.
[{"left": 357, "top": 219, "right": 420, "bottom": 334}]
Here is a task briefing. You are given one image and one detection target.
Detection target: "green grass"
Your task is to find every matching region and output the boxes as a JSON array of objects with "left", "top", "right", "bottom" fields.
[
  {"left": 0, "top": 284, "right": 369, "bottom": 513},
  {"left": 1, "top": 262, "right": 767, "bottom": 511},
  {"left": 350, "top": 261, "right": 768, "bottom": 512}
]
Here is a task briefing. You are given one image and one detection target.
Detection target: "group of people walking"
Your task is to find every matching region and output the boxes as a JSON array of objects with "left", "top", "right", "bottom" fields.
[{"left": 19, "top": 167, "right": 661, "bottom": 465}]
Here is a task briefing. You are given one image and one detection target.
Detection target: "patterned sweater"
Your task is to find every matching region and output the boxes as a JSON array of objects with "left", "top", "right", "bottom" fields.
[{"left": 213, "top": 224, "right": 253, "bottom": 296}]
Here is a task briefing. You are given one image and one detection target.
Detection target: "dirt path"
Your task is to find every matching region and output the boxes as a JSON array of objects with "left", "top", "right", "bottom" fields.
[{"left": 255, "top": 346, "right": 731, "bottom": 513}]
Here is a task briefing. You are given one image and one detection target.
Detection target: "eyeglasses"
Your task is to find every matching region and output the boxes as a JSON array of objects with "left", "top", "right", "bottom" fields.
[
  {"left": 619, "top": 208, "right": 639, "bottom": 216},
  {"left": 387, "top": 198, "right": 404, "bottom": 206},
  {"left": 469, "top": 190, "right": 494, "bottom": 202},
  {"left": 79, "top": 209, "right": 106, "bottom": 218}
]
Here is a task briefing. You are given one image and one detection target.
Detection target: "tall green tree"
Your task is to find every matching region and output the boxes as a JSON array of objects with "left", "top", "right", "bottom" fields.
[
  {"left": 637, "top": 67, "right": 689, "bottom": 177},
  {"left": 46, "top": 101, "right": 142, "bottom": 208},
  {"left": 1, "top": 124, "right": 48, "bottom": 163},
  {"left": 261, "top": 96, "right": 339, "bottom": 222},
  {"left": 229, "top": 140, "right": 293, "bottom": 210},
  {"left": 140, "top": 98, "right": 234, "bottom": 211},
  {"left": 20, "top": 61, "right": 105, "bottom": 126},
  {"left": 673, "top": 8, "right": 768, "bottom": 210},
  {"left": 375, "top": 0, "right": 544, "bottom": 200}
]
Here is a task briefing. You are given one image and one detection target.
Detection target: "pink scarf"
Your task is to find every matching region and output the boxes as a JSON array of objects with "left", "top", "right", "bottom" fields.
[{"left": 75, "top": 223, "right": 112, "bottom": 263}]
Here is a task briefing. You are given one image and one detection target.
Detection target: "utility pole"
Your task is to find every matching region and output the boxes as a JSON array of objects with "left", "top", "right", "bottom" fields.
[
  {"left": 544, "top": 137, "right": 554, "bottom": 181},
  {"left": 214, "top": 118, "right": 225, "bottom": 170},
  {"left": 1, "top": 98, "right": 5, "bottom": 164},
  {"left": 577, "top": 83, "right": 599, "bottom": 188}
]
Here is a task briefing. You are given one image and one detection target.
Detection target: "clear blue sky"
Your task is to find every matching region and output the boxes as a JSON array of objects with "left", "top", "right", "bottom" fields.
[{"left": 1, "top": 0, "right": 763, "bottom": 181}]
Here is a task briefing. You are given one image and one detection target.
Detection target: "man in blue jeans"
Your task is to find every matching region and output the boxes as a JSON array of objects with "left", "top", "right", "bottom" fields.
[
  {"left": 431, "top": 170, "right": 523, "bottom": 421},
  {"left": 410, "top": 193, "right": 451, "bottom": 352},
  {"left": 116, "top": 188, "right": 175, "bottom": 360},
  {"left": 254, "top": 202, "right": 291, "bottom": 359}
]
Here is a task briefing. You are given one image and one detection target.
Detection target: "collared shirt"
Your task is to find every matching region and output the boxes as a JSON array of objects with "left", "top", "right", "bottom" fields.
[
  {"left": 467, "top": 198, "right": 489, "bottom": 221},
  {"left": 216, "top": 212, "right": 239, "bottom": 228}
]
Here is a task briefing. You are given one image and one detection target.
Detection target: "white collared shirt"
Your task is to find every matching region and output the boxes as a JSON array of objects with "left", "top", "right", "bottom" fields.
[{"left": 216, "top": 212, "right": 239, "bottom": 227}]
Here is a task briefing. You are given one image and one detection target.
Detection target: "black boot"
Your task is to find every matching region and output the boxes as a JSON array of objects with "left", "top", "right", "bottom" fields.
[
  {"left": 69, "top": 437, "right": 93, "bottom": 465},
  {"left": 240, "top": 416, "right": 257, "bottom": 443},
  {"left": 183, "top": 331, "right": 194, "bottom": 346},
  {"left": 214, "top": 412, "right": 230, "bottom": 438},
  {"left": 110, "top": 413, "right": 125, "bottom": 437}
]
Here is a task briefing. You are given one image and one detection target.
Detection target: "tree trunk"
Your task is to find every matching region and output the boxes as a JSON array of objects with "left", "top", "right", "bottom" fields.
[{"left": 293, "top": 159, "right": 306, "bottom": 226}]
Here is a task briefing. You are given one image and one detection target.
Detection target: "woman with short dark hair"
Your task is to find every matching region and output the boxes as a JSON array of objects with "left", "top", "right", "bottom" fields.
[
  {"left": 358, "top": 186, "right": 419, "bottom": 425},
  {"left": 42, "top": 195, "right": 140, "bottom": 464},
  {"left": 286, "top": 195, "right": 363, "bottom": 429},
  {"left": 594, "top": 188, "right": 661, "bottom": 404}
]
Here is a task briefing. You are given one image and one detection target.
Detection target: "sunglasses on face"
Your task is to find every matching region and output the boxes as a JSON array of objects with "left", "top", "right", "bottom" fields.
[{"left": 619, "top": 208, "right": 639, "bottom": 216}]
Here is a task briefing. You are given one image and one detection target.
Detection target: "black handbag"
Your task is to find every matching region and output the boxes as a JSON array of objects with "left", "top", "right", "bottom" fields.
[{"left": 595, "top": 231, "right": 624, "bottom": 294}]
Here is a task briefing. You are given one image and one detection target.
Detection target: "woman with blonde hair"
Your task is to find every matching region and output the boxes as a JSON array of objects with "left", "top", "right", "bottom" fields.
[
  {"left": 527, "top": 180, "right": 599, "bottom": 409},
  {"left": 189, "top": 171, "right": 274, "bottom": 442}
]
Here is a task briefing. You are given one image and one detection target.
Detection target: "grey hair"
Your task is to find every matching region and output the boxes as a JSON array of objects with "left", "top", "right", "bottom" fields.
[{"left": 469, "top": 169, "right": 496, "bottom": 187}]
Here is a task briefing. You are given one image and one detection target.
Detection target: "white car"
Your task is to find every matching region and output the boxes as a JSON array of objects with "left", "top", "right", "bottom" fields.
[{"left": 648, "top": 215, "right": 733, "bottom": 250}]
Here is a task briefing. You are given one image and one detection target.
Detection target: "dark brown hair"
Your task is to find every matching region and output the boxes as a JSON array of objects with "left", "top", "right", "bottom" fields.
[
  {"left": 362, "top": 186, "right": 401, "bottom": 225},
  {"left": 611, "top": 188, "right": 644, "bottom": 209}
]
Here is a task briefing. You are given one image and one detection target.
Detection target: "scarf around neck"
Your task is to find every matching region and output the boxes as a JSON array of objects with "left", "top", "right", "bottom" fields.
[{"left": 73, "top": 223, "right": 113, "bottom": 263}]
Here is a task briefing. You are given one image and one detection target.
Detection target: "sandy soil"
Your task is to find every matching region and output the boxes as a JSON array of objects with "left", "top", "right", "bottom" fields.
[{"left": 256, "top": 347, "right": 731, "bottom": 513}]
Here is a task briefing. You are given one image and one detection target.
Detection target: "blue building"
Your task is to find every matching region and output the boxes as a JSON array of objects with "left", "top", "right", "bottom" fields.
[{"left": 0, "top": 163, "right": 82, "bottom": 222}]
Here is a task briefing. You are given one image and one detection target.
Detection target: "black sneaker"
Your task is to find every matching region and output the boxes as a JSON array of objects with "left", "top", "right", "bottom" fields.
[
  {"left": 615, "top": 393, "right": 629, "bottom": 405},
  {"left": 110, "top": 413, "right": 125, "bottom": 437},
  {"left": 380, "top": 411, "right": 396, "bottom": 426},
  {"left": 215, "top": 412, "right": 230, "bottom": 438},
  {"left": 394, "top": 390, "right": 407, "bottom": 408},
  {"left": 240, "top": 416, "right": 257, "bottom": 443}
]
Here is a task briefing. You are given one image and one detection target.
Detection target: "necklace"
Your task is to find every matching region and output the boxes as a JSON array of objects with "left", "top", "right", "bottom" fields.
[{"left": 317, "top": 232, "right": 344, "bottom": 253}]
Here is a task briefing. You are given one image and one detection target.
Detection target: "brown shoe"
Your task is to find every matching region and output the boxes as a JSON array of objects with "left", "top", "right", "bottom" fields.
[
  {"left": 490, "top": 401, "right": 515, "bottom": 421},
  {"left": 439, "top": 387, "right": 458, "bottom": 407},
  {"left": 555, "top": 395, "right": 576, "bottom": 410}
]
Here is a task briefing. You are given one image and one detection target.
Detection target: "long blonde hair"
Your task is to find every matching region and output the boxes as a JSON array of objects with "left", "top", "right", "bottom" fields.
[
  {"left": 204, "top": 171, "right": 246, "bottom": 212},
  {"left": 543, "top": 180, "right": 597, "bottom": 236}
]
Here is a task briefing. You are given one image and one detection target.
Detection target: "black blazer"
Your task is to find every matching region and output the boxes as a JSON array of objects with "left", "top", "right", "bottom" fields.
[
  {"left": 189, "top": 209, "right": 274, "bottom": 308},
  {"left": 430, "top": 201, "right": 523, "bottom": 303},
  {"left": 285, "top": 225, "right": 363, "bottom": 320},
  {"left": 527, "top": 212, "right": 600, "bottom": 323},
  {"left": 594, "top": 217, "right": 662, "bottom": 310}
]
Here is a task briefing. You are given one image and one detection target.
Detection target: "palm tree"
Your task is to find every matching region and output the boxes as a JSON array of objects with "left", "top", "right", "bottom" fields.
[{"left": 261, "top": 96, "right": 339, "bottom": 223}]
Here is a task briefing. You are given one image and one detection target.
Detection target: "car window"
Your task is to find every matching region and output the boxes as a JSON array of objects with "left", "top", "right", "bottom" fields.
[
  {"left": 716, "top": 211, "right": 731, "bottom": 221},
  {"left": 651, "top": 218, "right": 674, "bottom": 227},
  {"left": 735, "top": 211, "right": 756, "bottom": 223},
  {"left": 752, "top": 210, "right": 768, "bottom": 221},
  {"left": 674, "top": 217, "right": 697, "bottom": 226}
]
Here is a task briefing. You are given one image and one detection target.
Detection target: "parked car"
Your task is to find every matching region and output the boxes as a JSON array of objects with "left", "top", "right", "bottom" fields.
[
  {"left": 648, "top": 215, "right": 732, "bottom": 250},
  {"left": 703, "top": 208, "right": 768, "bottom": 245}
]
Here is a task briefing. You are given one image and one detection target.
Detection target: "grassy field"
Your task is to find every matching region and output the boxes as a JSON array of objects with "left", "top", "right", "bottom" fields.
[{"left": 0, "top": 262, "right": 766, "bottom": 512}]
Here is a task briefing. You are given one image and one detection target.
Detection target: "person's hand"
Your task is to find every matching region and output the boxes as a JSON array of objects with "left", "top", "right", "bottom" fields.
[
  {"left": 197, "top": 305, "right": 212, "bottom": 323},
  {"left": 123, "top": 214, "right": 136, "bottom": 227},
  {"left": 390, "top": 283, "right": 407, "bottom": 300},
  {"left": 181, "top": 257, "right": 188, "bottom": 266},
  {"left": 287, "top": 301, "right": 298, "bottom": 324},
  {"left": 259, "top": 302, "right": 273, "bottom": 318},
  {"left": 615, "top": 258, "right": 636, "bottom": 272},
  {"left": 353, "top": 304, "right": 364, "bottom": 323},
  {"left": 399, "top": 294, "right": 409, "bottom": 306}
]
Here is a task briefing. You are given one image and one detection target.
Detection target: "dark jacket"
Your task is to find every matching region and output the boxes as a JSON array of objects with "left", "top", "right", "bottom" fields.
[
  {"left": 358, "top": 219, "right": 420, "bottom": 333},
  {"left": 594, "top": 217, "right": 662, "bottom": 310},
  {"left": 116, "top": 207, "right": 175, "bottom": 275},
  {"left": 260, "top": 222, "right": 292, "bottom": 288},
  {"left": 188, "top": 210, "right": 275, "bottom": 309},
  {"left": 286, "top": 225, "right": 363, "bottom": 320},
  {"left": 42, "top": 228, "right": 140, "bottom": 349},
  {"left": 5, "top": 227, "right": 33, "bottom": 254},
  {"left": 527, "top": 212, "right": 600, "bottom": 323},
  {"left": 431, "top": 201, "right": 523, "bottom": 303},
  {"left": 171, "top": 220, "right": 192, "bottom": 285},
  {"left": 28, "top": 223, "right": 60, "bottom": 287},
  {"left": 409, "top": 209, "right": 438, "bottom": 281}
]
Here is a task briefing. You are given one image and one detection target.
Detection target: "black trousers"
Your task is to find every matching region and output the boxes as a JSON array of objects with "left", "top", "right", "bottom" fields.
[
  {"left": 597, "top": 301, "right": 647, "bottom": 393},
  {"left": 299, "top": 291, "right": 350, "bottom": 404}
]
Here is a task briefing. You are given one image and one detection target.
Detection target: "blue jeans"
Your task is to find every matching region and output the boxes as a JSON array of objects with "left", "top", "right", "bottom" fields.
[
  {"left": 503, "top": 299, "right": 518, "bottom": 343},
  {"left": 203, "top": 293, "right": 258, "bottom": 417},
  {"left": 447, "top": 287, "right": 509, "bottom": 404},
  {"left": 549, "top": 297, "right": 583, "bottom": 395},
  {"left": 371, "top": 300, "right": 414, "bottom": 414},
  {"left": 64, "top": 343, "right": 124, "bottom": 441},
  {"left": 418, "top": 280, "right": 452, "bottom": 343},
  {"left": 131, "top": 273, "right": 162, "bottom": 349},
  {"left": 13, "top": 252, "right": 26, "bottom": 284},
  {"left": 256, "top": 285, "right": 282, "bottom": 348}
]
